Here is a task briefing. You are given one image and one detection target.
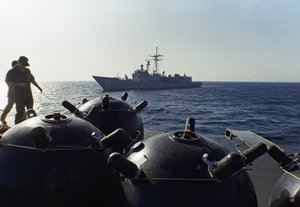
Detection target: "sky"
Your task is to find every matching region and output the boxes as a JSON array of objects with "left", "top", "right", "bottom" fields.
[{"left": 0, "top": 0, "right": 300, "bottom": 82}]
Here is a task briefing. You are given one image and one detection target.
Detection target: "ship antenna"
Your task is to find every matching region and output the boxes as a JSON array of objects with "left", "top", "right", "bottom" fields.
[
  {"left": 145, "top": 59, "right": 151, "bottom": 71},
  {"left": 149, "top": 46, "right": 163, "bottom": 74}
]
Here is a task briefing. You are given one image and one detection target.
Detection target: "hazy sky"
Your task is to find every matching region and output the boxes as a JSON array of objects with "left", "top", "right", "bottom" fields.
[{"left": 1, "top": 0, "right": 299, "bottom": 82}]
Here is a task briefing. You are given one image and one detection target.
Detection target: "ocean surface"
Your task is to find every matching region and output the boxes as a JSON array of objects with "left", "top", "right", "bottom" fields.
[{"left": 1, "top": 81, "right": 299, "bottom": 152}]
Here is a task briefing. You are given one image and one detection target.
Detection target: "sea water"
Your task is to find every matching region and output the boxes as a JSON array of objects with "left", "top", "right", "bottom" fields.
[{"left": 1, "top": 81, "right": 299, "bottom": 152}]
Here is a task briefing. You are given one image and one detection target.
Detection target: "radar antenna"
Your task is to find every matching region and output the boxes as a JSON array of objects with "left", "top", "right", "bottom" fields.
[
  {"left": 145, "top": 59, "right": 151, "bottom": 71},
  {"left": 149, "top": 47, "right": 163, "bottom": 74}
]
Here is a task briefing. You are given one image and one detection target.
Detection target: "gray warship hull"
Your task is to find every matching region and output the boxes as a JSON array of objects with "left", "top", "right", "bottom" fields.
[{"left": 93, "top": 75, "right": 202, "bottom": 91}]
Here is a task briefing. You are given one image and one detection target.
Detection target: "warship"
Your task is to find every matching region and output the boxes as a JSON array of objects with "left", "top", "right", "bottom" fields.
[
  {"left": 93, "top": 47, "right": 202, "bottom": 91},
  {"left": 0, "top": 93, "right": 298, "bottom": 207}
]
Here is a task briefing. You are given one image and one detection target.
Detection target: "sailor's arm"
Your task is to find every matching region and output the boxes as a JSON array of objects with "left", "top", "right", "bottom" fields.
[
  {"left": 5, "top": 70, "right": 27, "bottom": 88},
  {"left": 29, "top": 72, "right": 42, "bottom": 93},
  {"left": 6, "top": 81, "right": 27, "bottom": 87},
  {"left": 31, "top": 79, "right": 43, "bottom": 93}
]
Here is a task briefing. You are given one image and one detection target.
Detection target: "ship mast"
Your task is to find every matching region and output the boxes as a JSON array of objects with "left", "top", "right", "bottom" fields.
[{"left": 149, "top": 47, "right": 163, "bottom": 74}]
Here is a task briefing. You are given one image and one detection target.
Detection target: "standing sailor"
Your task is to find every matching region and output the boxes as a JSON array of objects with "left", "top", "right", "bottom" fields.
[
  {"left": 1, "top": 60, "right": 18, "bottom": 125},
  {"left": 5, "top": 56, "right": 42, "bottom": 124}
]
